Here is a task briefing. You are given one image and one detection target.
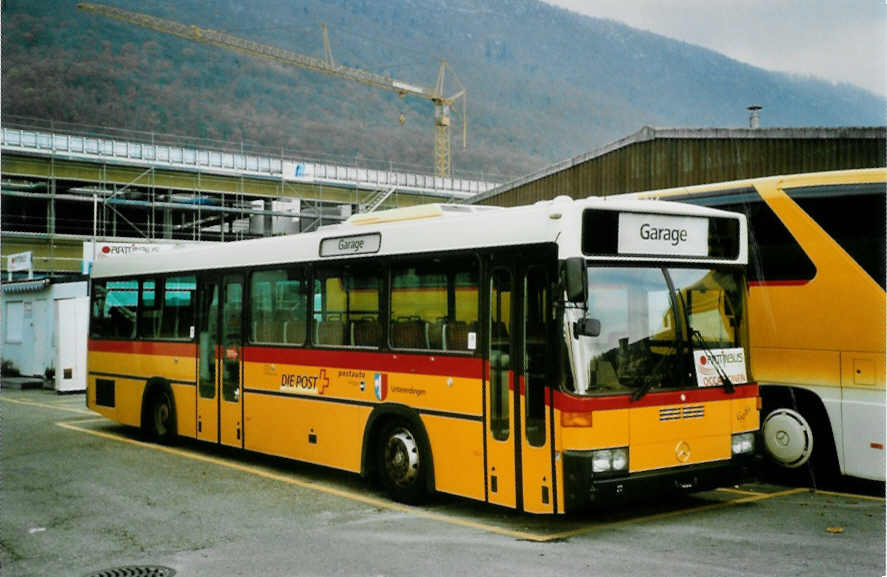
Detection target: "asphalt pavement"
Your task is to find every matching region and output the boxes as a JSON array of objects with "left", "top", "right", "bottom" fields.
[{"left": 1, "top": 388, "right": 884, "bottom": 577}]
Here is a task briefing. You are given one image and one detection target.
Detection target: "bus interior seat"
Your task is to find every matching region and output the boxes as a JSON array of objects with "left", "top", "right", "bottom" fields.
[
  {"left": 429, "top": 318, "right": 446, "bottom": 350},
  {"left": 392, "top": 316, "right": 428, "bottom": 349},
  {"left": 351, "top": 317, "right": 381, "bottom": 347},
  {"left": 446, "top": 321, "right": 474, "bottom": 351},
  {"left": 284, "top": 319, "right": 307, "bottom": 344},
  {"left": 317, "top": 316, "right": 346, "bottom": 346}
]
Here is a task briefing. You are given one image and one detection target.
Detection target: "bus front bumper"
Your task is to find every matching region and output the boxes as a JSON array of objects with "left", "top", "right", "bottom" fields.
[{"left": 562, "top": 451, "right": 759, "bottom": 512}]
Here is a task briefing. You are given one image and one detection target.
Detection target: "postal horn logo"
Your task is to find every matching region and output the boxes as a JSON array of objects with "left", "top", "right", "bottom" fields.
[{"left": 374, "top": 373, "right": 388, "bottom": 401}]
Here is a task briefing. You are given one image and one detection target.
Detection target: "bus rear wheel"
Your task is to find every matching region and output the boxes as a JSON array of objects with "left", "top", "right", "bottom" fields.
[{"left": 376, "top": 420, "right": 426, "bottom": 504}]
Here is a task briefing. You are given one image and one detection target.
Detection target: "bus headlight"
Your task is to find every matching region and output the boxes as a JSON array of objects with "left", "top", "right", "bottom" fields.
[
  {"left": 732, "top": 432, "right": 755, "bottom": 455},
  {"left": 591, "top": 447, "right": 629, "bottom": 474}
]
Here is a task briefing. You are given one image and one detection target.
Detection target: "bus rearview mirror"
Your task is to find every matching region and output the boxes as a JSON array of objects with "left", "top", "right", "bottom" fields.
[{"left": 564, "top": 257, "right": 587, "bottom": 304}]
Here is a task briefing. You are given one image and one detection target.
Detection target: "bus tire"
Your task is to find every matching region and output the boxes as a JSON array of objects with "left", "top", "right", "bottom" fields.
[
  {"left": 142, "top": 382, "right": 177, "bottom": 445},
  {"left": 761, "top": 388, "right": 839, "bottom": 487},
  {"left": 376, "top": 419, "right": 427, "bottom": 505}
]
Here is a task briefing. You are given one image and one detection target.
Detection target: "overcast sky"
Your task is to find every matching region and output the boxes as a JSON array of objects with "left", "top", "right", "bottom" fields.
[{"left": 544, "top": 0, "right": 887, "bottom": 98}]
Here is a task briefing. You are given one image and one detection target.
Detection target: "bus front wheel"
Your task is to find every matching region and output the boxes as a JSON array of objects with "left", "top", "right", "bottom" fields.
[
  {"left": 376, "top": 420, "right": 426, "bottom": 504},
  {"left": 762, "top": 408, "right": 813, "bottom": 468},
  {"left": 760, "top": 393, "right": 839, "bottom": 487}
]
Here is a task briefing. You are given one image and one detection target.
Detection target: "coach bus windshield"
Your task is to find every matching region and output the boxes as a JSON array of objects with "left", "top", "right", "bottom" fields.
[{"left": 565, "top": 266, "right": 748, "bottom": 396}]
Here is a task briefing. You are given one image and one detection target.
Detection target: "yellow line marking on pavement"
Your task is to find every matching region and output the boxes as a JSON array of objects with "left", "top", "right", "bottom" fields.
[
  {"left": 716, "top": 487, "right": 767, "bottom": 496},
  {"left": 0, "top": 396, "right": 93, "bottom": 415},
  {"left": 56, "top": 420, "right": 547, "bottom": 541},
  {"left": 812, "top": 489, "right": 885, "bottom": 502},
  {"left": 540, "top": 488, "right": 808, "bottom": 542},
  {"left": 57, "top": 419, "right": 817, "bottom": 542}
]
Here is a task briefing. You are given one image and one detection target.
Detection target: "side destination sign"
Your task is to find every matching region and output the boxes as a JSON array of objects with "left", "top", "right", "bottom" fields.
[
  {"left": 617, "top": 213, "right": 708, "bottom": 257},
  {"left": 320, "top": 233, "right": 381, "bottom": 257}
]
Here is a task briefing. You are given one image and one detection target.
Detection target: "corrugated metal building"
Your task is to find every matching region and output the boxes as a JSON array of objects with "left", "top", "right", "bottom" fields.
[{"left": 472, "top": 126, "right": 886, "bottom": 206}]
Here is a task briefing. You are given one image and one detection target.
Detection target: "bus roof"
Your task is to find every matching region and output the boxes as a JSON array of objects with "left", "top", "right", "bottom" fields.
[
  {"left": 91, "top": 195, "right": 747, "bottom": 279},
  {"left": 619, "top": 167, "right": 887, "bottom": 201}
]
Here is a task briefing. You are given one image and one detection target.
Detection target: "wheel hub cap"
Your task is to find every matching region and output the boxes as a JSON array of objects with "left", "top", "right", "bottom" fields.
[{"left": 762, "top": 408, "right": 813, "bottom": 468}]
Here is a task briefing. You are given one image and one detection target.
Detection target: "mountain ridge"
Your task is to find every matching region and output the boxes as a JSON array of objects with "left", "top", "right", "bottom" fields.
[{"left": 3, "top": 0, "right": 883, "bottom": 179}]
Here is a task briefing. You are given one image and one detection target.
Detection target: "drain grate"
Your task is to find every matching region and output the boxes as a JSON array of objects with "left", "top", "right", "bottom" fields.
[{"left": 83, "top": 566, "right": 176, "bottom": 577}]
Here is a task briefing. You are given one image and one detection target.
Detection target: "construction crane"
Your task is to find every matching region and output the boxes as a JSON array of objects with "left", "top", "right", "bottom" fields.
[{"left": 77, "top": 2, "right": 467, "bottom": 178}]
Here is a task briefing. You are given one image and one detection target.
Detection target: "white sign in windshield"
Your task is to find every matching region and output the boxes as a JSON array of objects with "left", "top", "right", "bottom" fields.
[
  {"left": 693, "top": 347, "right": 748, "bottom": 388},
  {"left": 618, "top": 213, "right": 709, "bottom": 257}
]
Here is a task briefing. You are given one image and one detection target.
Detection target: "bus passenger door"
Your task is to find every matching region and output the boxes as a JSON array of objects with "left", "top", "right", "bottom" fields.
[
  {"left": 486, "top": 266, "right": 517, "bottom": 508},
  {"left": 218, "top": 274, "right": 244, "bottom": 448},
  {"left": 197, "top": 274, "right": 245, "bottom": 447},
  {"left": 197, "top": 278, "right": 220, "bottom": 443},
  {"left": 519, "top": 263, "right": 555, "bottom": 514}
]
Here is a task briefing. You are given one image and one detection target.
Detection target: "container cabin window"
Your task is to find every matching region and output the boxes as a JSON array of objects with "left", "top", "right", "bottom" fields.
[
  {"left": 91, "top": 280, "right": 138, "bottom": 339},
  {"left": 314, "top": 267, "right": 381, "bottom": 348},
  {"left": 250, "top": 268, "right": 307, "bottom": 345},
  {"left": 389, "top": 257, "right": 479, "bottom": 352}
]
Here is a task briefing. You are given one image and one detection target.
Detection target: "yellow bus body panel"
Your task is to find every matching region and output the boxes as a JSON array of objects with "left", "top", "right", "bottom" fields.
[{"left": 423, "top": 415, "right": 485, "bottom": 500}]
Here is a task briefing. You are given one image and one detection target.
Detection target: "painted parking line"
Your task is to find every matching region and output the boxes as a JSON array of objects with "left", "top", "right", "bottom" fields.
[
  {"left": 543, "top": 487, "right": 808, "bottom": 541},
  {"left": 0, "top": 396, "right": 93, "bottom": 415},
  {"left": 54, "top": 418, "right": 819, "bottom": 542},
  {"left": 716, "top": 486, "right": 767, "bottom": 497},
  {"left": 812, "top": 489, "right": 885, "bottom": 503},
  {"left": 56, "top": 419, "right": 550, "bottom": 542}
]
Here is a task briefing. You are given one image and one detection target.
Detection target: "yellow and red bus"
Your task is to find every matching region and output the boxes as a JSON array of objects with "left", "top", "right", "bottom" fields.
[
  {"left": 87, "top": 197, "right": 758, "bottom": 513},
  {"left": 632, "top": 168, "right": 885, "bottom": 483}
]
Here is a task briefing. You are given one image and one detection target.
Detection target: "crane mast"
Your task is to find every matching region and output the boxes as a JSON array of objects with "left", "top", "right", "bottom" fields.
[{"left": 77, "top": 2, "right": 466, "bottom": 177}]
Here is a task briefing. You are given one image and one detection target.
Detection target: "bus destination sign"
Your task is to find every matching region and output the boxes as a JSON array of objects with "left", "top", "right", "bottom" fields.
[
  {"left": 617, "top": 213, "right": 709, "bottom": 257},
  {"left": 320, "top": 233, "right": 382, "bottom": 257}
]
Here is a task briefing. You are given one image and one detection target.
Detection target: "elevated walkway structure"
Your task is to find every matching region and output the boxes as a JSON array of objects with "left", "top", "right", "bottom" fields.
[{"left": 1, "top": 119, "right": 500, "bottom": 275}]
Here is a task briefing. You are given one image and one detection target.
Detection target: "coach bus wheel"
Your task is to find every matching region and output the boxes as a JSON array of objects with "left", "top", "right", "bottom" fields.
[
  {"left": 761, "top": 402, "right": 838, "bottom": 487},
  {"left": 762, "top": 408, "right": 813, "bottom": 469},
  {"left": 377, "top": 420, "right": 426, "bottom": 504},
  {"left": 147, "top": 388, "right": 177, "bottom": 445}
]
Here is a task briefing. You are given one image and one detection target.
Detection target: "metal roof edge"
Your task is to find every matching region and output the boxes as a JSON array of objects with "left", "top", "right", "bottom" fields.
[{"left": 468, "top": 125, "right": 887, "bottom": 205}]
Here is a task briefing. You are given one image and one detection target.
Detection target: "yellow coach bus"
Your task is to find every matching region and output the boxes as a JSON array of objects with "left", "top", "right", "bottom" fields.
[
  {"left": 633, "top": 168, "right": 886, "bottom": 483},
  {"left": 87, "top": 197, "right": 758, "bottom": 513}
]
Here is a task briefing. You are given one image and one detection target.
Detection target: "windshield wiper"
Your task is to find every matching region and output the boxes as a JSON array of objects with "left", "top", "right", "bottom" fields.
[
  {"left": 690, "top": 329, "right": 735, "bottom": 393},
  {"left": 631, "top": 374, "right": 658, "bottom": 401}
]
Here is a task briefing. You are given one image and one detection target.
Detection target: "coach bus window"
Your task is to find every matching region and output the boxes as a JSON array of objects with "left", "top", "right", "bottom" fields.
[
  {"left": 160, "top": 276, "right": 196, "bottom": 340},
  {"left": 390, "top": 257, "right": 479, "bottom": 351},
  {"left": 250, "top": 268, "right": 307, "bottom": 345},
  {"left": 681, "top": 189, "right": 816, "bottom": 284},
  {"left": 315, "top": 268, "right": 381, "bottom": 348},
  {"left": 787, "top": 182, "right": 886, "bottom": 289},
  {"left": 91, "top": 279, "right": 138, "bottom": 339},
  {"left": 490, "top": 268, "right": 511, "bottom": 441}
]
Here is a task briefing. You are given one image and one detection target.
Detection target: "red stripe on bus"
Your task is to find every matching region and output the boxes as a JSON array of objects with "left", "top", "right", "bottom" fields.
[
  {"left": 554, "top": 383, "right": 758, "bottom": 412},
  {"left": 88, "top": 339, "right": 196, "bottom": 357},
  {"left": 243, "top": 346, "right": 483, "bottom": 379},
  {"left": 748, "top": 280, "right": 810, "bottom": 287}
]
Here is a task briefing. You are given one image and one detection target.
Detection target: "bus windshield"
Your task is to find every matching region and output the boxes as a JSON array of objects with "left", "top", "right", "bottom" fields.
[{"left": 567, "top": 266, "right": 747, "bottom": 396}]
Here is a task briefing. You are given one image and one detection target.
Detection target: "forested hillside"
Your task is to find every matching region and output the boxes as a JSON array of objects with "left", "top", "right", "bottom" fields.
[{"left": 3, "top": 0, "right": 883, "bottom": 179}]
